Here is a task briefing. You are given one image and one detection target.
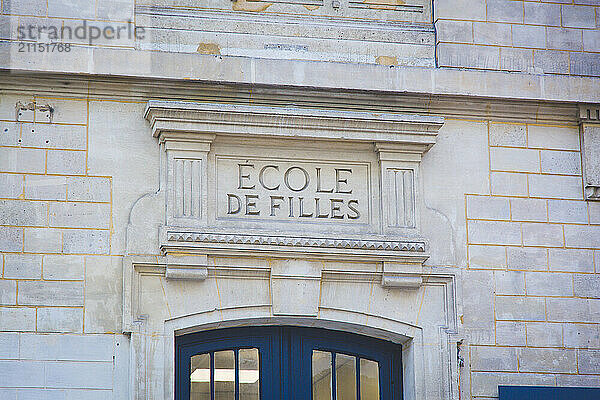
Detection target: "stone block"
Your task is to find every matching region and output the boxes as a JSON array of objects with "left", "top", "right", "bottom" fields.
[
  {"left": 541, "top": 150, "right": 582, "bottom": 175},
  {"left": 490, "top": 147, "right": 540, "bottom": 173},
  {"left": 549, "top": 248, "right": 594, "bottom": 273},
  {"left": 528, "top": 125, "right": 580, "bottom": 150},
  {"left": 3, "top": 254, "right": 42, "bottom": 279},
  {"left": 0, "top": 200, "right": 47, "bottom": 226},
  {"left": 468, "top": 245, "right": 507, "bottom": 269},
  {"left": 578, "top": 349, "right": 600, "bottom": 373},
  {"left": 495, "top": 271, "right": 526, "bottom": 295},
  {"left": 574, "top": 274, "right": 600, "bottom": 298},
  {"left": 533, "top": 49, "right": 570, "bottom": 74},
  {"left": 526, "top": 271, "right": 573, "bottom": 296},
  {"left": 462, "top": 270, "right": 496, "bottom": 345},
  {"left": 0, "top": 147, "right": 45, "bottom": 173},
  {"left": 564, "top": 323, "right": 600, "bottom": 348},
  {"left": 24, "top": 228, "right": 62, "bottom": 253},
  {"left": 470, "top": 345, "right": 518, "bottom": 371},
  {"left": 33, "top": 97, "right": 87, "bottom": 125},
  {"left": 0, "top": 389, "right": 15, "bottom": 400},
  {"left": 495, "top": 296, "right": 546, "bottom": 321},
  {"left": 18, "top": 281, "right": 84, "bottom": 306},
  {"left": 0, "top": 307, "right": 36, "bottom": 331},
  {"left": 0, "top": 226, "right": 23, "bottom": 252},
  {"left": 491, "top": 172, "right": 528, "bottom": 196},
  {"left": 438, "top": 43, "right": 500, "bottom": 70},
  {"left": 67, "top": 176, "right": 111, "bottom": 202},
  {"left": 489, "top": 122, "right": 527, "bottom": 147},
  {"left": 20, "top": 123, "right": 86, "bottom": 150},
  {"left": 24, "top": 175, "right": 67, "bottom": 201},
  {"left": 37, "top": 307, "right": 83, "bottom": 333},
  {"left": 556, "top": 374, "right": 600, "bottom": 387},
  {"left": 591, "top": 202, "right": 600, "bottom": 224},
  {"left": 562, "top": 5, "right": 596, "bottom": 28},
  {"left": 471, "top": 372, "right": 554, "bottom": 397},
  {"left": 467, "top": 196, "right": 510, "bottom": 220},
  {"left": 529, "top": 174, "right": 583, "bottom": 199},
  {"left": 518, "top": 348, "right": 577, "bottom": 373},
  {"left": 486, "top": 0, "right": 524, "bottom": 23},
  {"left": 473, "top": 22, "right": 512, "bottom": 46},
  {"left": 0, "top": 121, "right": 19, "bottom": 146},
  {"left": 1, "top": 0, "right": 47, "bottom": 15},
  {"left": 524, "top": 2, "right": 561, "bottom": 26},
  {"left": 436, "top": 20, "right": 473, "bottom": 43},
  {"left": 62, "top": 229, "right": 109, "bottom": 254},
  {"left": 0, "top": 360, "right": 45, "bottom": 387},
  {"left": 526, "top": 322, "right": 563, "bottom": 346},
  {"left": 43, "top": 255, "right": 84, "bottom": 280},
  {"left": 547, "top": 298, "right": 600, "bottom": 322},
  {"left": 0, "top": 174, "right": 23, "bottom": 198},
  {"left": 495, "top": 321, "right": 526, "bottom": 346},
  {"left": 84, "top": 256, "right": 123, "bottom": 333},
  {"left": 468, "top": 220, "right": 522, "bottom": 245},
  {"left": 47, "top": 150, "right": 86, "bottom": 175},
  {"left": 97, "top": 0, "right": 135, "bottom": 20},
  {"left": 570, "top": 53, "right": 600, "bottom": 76},
  {"left": 0, "top": 281, "right": 17, "bottom": 305},
  {"left": 548, "top": 200, "right": 588, "bottom": 223},
  {"left": 512, "top": 25, "right": 546, "bottom": 49},
  {"left": 434, "top": 0, "right": 486, "bottom": 20},
  {"left": 45, "top": 361, "right": 113, "bottom": 389},
  {"left": 583, "top": 30, "right": 600, "bottom": 52},
  {"left": 49, "top": 202, "right": 110, "bottom": 229},
  {"left": 47, "top": 0, "right": 95, "bottom": 19},
  {"left": 522, "top": 222, "right": 564, "bottom": 246},
  {"left": 565, "top": 225, "right": 600, "bottom": 248},
  {"left": 19, "top": 333, "right": 114, "bottom": 361},
  {"left": 547, "top": 27, "right": 584, "bottom": 51},
  {"left": 500, "top": 47, "right": 534, "bottom": 72},
  {"left": 0, "top": 333, "right": 19, "bottom": 359},
  {"left": 510, "top": 198, "right": 547, "bottom": 222}
]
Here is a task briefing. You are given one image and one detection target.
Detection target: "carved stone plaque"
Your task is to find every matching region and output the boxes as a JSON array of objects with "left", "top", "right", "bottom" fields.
[{"left": 215, "top": 156, "right": 370, "bottom": 224}]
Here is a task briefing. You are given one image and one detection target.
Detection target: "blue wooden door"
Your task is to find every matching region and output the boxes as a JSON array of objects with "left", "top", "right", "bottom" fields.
[{"left": 176, "top": 326, "right": 402, "bottom": 400}]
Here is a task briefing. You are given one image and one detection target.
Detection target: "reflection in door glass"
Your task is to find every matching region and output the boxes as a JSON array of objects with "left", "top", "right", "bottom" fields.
[
  {"left": 336, "top": 353, "right": 357, "bottom": 400},
  {"left": 215, "top": 350, "right": 235, "bottom": 400},
  {"left": 239, "top": 348, "right": 260, "bottom": 400},
  {"left": 312, "top": 350, "right": 333, "bottom": 400},
  {"left": 190, "top": 353, "right": 211, "bottom": 400},
  {"left": 360, "top": 358, "right": 380, "bottom": 400}
]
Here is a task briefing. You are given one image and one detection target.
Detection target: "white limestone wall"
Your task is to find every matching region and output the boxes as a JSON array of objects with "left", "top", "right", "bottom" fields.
[{"left": 0, "top": 90, "right": 599, "bottom": 400}]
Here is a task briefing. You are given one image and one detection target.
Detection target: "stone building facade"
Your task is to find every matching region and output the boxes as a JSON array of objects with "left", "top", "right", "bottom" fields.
[{"left": 0, "top": 0, "right": 599, "bottom": 399}]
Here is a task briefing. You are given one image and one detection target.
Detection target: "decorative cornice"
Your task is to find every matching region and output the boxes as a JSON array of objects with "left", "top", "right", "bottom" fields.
[
  {"left": 166, "top": 231, "right": 426, "bottom": 252},
  {"left": 145, "top": 101, "right": 443, "bottom": 152},
  {"left": 579, "top": 104, "right": 600, "bottom": 123}
]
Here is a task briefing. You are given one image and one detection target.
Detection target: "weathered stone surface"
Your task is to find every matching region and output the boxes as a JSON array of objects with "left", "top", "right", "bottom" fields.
[
  {"left": 469, "top": 245, "right": 507, "bottom": 269},
  {"left": 24, "top": 175, "right": 67, "bottom": 201},
  {"left": 0, "top": 308, "right": 36, "bottom": 332},
  {"left": 18, "top": 281, "right": 84, "bottom": 307},
  {"left": 518, "top": 348, "right": 577, "bottom": 373},
  {"left": 0, "top": 174, "right": 23, "bottom": 199},
  {"left": 540, "top": 151, "right": 582, "bottom": 175},
  {"left": 84, "top": 256, "right": 122, "bottom": 333},
  {"left": 470, "top": 345, "right": 518, "bottom": 371},
  {"left": 495, "top": 271, "right": 525, "bottom": 295},
  {"left": 489, "top": 122, "right": 527, "bottom": 147},
  {"left": 528, "top": 174, "right": 583, "bottom": 200},
  {"left": 510, "top": 198, "right": 547, "bottom": 222},
  {"left": 564, "top": 323, "right": 600, "bottom": 348},
  {"left": 495, "top": 296, "right": 546, "bottom": 321},
  {"left": 3, "top": 254, "right": 42, "bottom": 279},
  {"left": 467, "top": 196, "right": 510, "bottom": 220},
  {"left": 0, "top": 281, "right": 17, "bottom": 305},
  {"left": 0, "top": 226, "right": 22, "bottom": 252},
  {"left": 491, "top": 172, "right": 528, "bottom": 196},
  {"left": 62, "top": 230, "right": 109, "bottom": 254},
  {"left": 43, "top": 255, "right": 84, "bottom": 280},
  {"left": 495, "top": 321, "right": 526, "bottom": 346},
  {"left": 490, "top": 147, "right": 539, "bottom": 173},
  {"left": 526, "top": 322, "right": 563, "bottom": 347},
  {"left": 24, "top": 228, "right": 62, "bottom": 253},
  {"left": 37, "top": 307, "right": 84, "bottom": 333},
  {"left": 0, "top": 200, "right": 47, "bottom": 226},
  {"left": 574, "top": 274, "right": 600, "bottom": 298},
  {"left": 468, "top": 221, "right": 521, "bottom": 245},
  {"left": 549, "top": 248, "right": 595, "bottom": 273}
]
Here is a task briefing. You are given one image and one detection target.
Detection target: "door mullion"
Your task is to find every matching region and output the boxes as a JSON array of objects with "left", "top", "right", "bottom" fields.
[
  {"left": 210, "top": 351, "right": 215, "bottom": 400},
  {"left": 356, "top": 357, "right": 361, "bottom": 400},
  {"left": 332, "top": 353, "right": 336, "bottom": 400},
  {"left": 235, "top": 349, "right": 239, "bottom": 400}
]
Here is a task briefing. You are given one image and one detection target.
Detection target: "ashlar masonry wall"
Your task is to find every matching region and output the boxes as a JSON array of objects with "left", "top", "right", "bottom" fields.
[
  {"left": 462, "top": 121, "right": 600, "bottom": 398},
  {"left": 0, "top": 89, "right": 599, "bottom": 400}
]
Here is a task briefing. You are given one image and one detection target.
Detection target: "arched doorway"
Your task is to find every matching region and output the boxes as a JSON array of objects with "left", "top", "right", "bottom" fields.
[{"left": 176, "top": 326, "right": 403, "bottom": 400}]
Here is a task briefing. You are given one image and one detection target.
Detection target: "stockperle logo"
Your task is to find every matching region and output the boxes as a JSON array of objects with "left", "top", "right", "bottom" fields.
[{"left": 17, "top": 20, "right": 146, "bottom": 45}]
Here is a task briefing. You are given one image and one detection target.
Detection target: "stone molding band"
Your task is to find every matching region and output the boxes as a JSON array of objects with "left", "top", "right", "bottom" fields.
[{"left": 165, "top": 231, "right": 426, "bottom": 252}]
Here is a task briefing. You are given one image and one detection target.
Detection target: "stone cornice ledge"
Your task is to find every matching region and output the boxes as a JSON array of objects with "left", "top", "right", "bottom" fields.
[
  {"left": 145, "top": 101, "right": 444, "bottom": 150},
  {"left": 162, "top": 230, "right": 428, "bottom": 262},
  {"left": 3, "top": 47, "right": 600, "bottom": 103}
]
